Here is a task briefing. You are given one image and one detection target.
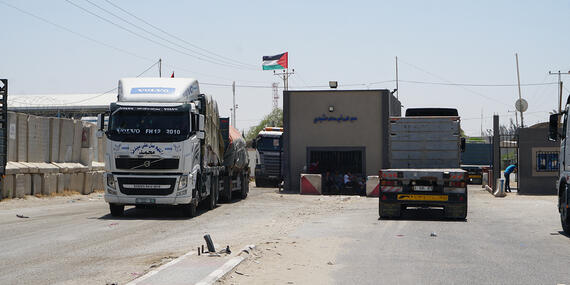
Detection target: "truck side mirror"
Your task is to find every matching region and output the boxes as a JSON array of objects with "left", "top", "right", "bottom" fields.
[
  {"left": 460, "top": 137, "right": 466, "bottom": 152},
  {"left": 199, "top": 114, "right": 205, "bottom": 132},
  {"left": 549, "top": 113, "right": 560, "bottom": 141},
  {"left": 96, "top": 114, "right": 105, "bottom": 138}
]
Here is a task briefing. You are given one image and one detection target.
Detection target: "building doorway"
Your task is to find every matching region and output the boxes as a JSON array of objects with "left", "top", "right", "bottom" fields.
[{"left": 306, "top": 147, "right": 365, "bottom": 195}]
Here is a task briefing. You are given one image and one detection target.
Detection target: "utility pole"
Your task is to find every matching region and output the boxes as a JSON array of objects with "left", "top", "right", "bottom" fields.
[
  {"left": 158, "top": 58, "right": 162, "bottom": 78},
  {"left": 272, "top": 83, "right": 279, "bottom": 110},
  {"left": 548, "top": 70, "right": 570, "bottom": 114},
  {"left": 395, "top": 56, "right": 399, "bottom": 100},
  {"left": 515, "top": 53, "right": 524, "bottom": 128},
  {"left": 232, "top": 81, "right": 237, "bottom": 128},
  {"left": 274, "top": 69, "right": 294, "bottom": 91}
]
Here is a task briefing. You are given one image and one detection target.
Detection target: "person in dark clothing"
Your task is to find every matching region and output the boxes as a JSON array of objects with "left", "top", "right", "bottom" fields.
[{"left": 504, "top": 163, "right": 517, "bottom": 192}]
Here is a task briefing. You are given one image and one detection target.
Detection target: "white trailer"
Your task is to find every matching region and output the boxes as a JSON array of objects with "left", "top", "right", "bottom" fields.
[
  {"left": 548, "top": 103, "right": 570, "bottom": 234},
  {"left": 100, "top": 78, "right": 225, "bottom": 217}
]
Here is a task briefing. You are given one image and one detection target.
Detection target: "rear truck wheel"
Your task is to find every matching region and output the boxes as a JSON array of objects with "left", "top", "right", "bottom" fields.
[
  {"left": 241, "top": 173, "right": 249, "bottom": 199},
  {"left": 222, "top": 176, "right": 232, "bottom": 202},
  {"left": 561, "top": 186, "right": 570, "bottom": 234},
  {"left": 444, "top": 202, "right": 468, "bottom": 220},
  {"left": 109, "top": 203, "right": 124, "bottom": 217},
  {"left": 181, "top": 202, "right": 197, "bottom": 217},
  {"left": 208, "top": 175, "right": 217, "bottom": 210},
  {"left": 255, "top": 177, "right": 264, "bottom": 188}
]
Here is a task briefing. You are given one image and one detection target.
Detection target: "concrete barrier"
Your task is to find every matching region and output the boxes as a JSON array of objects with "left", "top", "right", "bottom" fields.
[
  {"left": 93, "top": 171, "right": 104, "bottom": 191},
  {"left": 59, "top": 118, "right": 75, "bottom": 162},
  {"left": 17, "top": 113, "right": 28, "bottom": 162},
  {"left": 7, "top": 112, "right": 18, "bottom": 162},
  {"left": 32, "top": 174, "right": 42, "bottom": 195},
  {"left": 49, "top": 117, "right": 61, "bottom": 162},
  {"left": 70, "top": 173, "right": 85, "bottom": 192},
  {"left": 72, "top": 120, "right": 82, "bottom": 162},
  {"left": 42, "top": 174, "right": 57, "bottom": 195},
  {"left": 56, "top": 173, "right": 64, "bottom": 193},
  {"left": 14, "top": 174, "right": 32, "bottom": 198},
  {"left": 27, "top": 115, "right": 50, "bottom": 162},
  {"left": 494, "top": 178, "right": 506, "bottom": 197},
  {"left": 2, "top": 175, "right": 14, "bottom": 199},
  {"left": 366, "top": 176, "right": 380, "bottom": 197},
  {"left": 300, "top": 174, "right": 321, "bottom": 195}
]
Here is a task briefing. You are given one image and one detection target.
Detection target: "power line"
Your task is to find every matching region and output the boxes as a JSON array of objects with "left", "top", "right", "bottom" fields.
[
  {"left": 83, "top": 0, "right": 256, "bottom": 70},
  {"left": 101, "top": 0, "right": 257, "bottom": 70},
  {"left": 398, "top": 79, "right": 557, "bottom": 87},
  {"left": 65, "top": 0, "right": 255, "bottom": 71}
]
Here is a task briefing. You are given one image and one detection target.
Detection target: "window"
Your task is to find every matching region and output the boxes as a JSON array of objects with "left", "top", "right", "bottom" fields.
[{"left": 536, "top": 151, "right": 559, "bottom": 172}]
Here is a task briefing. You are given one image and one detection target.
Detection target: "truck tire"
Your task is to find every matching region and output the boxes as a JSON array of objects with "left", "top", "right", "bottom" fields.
[
  {"left": 181, "top": 202, "right": 197, "bottom": 217},
  {"left": 241, "top": 173, "right": 249, "bottom": 199},
  {"left": 379, "top": 201, "right": 401, "bottom": 219},
  {"left": 222, "top": 176, "right": 232, "bottom": 202},
  {"left": 208, "top": 175, "right": 218, "bottom": 210},
  {"left": 561, "top": 187, "right": 570, "bottom": 234},
  {"left": 109, "top": 203, "right": 124, "bottom": 217},
  {"left": 255, "top": 177, "right": 264, "bottom": 188}
]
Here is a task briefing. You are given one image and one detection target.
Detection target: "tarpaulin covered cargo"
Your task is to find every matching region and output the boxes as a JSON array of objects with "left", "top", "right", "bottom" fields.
[{"left": 220, "top": 117, "right": 248, "bottom": 172}]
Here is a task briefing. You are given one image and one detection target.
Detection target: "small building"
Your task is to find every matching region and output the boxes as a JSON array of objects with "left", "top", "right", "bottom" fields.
[
  {"left": 282, "top": 89, "right": 400, "bottom": 192},
  {"left": 518, "top": 123, "right": 560, "bottom": 195}
]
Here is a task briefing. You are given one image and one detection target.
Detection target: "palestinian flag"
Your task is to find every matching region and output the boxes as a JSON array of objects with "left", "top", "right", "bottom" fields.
[{"left": 262, "top": 52, "right": 288, "bottom": 70}]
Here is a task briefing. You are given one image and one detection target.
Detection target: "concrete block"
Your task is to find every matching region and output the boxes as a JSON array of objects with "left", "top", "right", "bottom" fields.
[
  {"left": 72, "top": 120, "right": 83, "bottom": 162},
  {"left": 92, "top": 171, "right": 104, "bottom": 191},
  {"left": 97, "top": 136, "right": 105, "bottom": 162},
  {"left": 80, "top": 148, "right": 93, "bottom": 168},
  {"left": 32, "top": 174, "right": 42, "bottom": 195},
  {"left": 36, "top": 162, "right": 59, "bottom": 174},
  {"left": 56, "top": 173, "right": 64, "bottom": 193},
  {"left": 6, "top": 162, "right": 22, "bottom": 175},
  {"left": 18, "top": 162, "right": 39, "bottom": 173},
  {"left": 27, "top": 115, "right": 50, "bottom": 162},
  {"left": 42, "top": 174, "right": 57, "bottom": 195},
  {"left": 15, "top": 174, "right": 31, "bottom": 197},
  {"left": 2, "top": 174, "right": 14, "bottom": 199},
  {"left": 70, "top": 173, "right": 85, "bottom": 192},
  {"left": 59, "top": 118, "right": 75, "bottom": 162},
  {"left": 300, "top": 174, "right": 322, "bottom": 195},
  {"left": 49, "top": 117, "right": 60, "bottom": 162},
  {"left": 7, "top": 112, "right": 18, "bottom": 162},
  {"left": 366, "top": 176, "right": 380, "bottom": 197},
  {"left": 17, "top": 113, "right": 28, "bottom": 162},
  {"left": 83, "top": 172, "right": 94, "bottom": 194},
  {"left": 62, "top": 173, "right": 71, "bottom": 191}
]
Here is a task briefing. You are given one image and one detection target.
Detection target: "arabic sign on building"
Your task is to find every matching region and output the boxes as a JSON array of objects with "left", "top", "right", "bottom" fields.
[{"left": 313, "top": 114, "right": 358, "bottom": 124}]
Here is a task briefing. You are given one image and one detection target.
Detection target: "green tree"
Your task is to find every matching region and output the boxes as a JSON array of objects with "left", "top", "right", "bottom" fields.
[{"left": 246, "top": 108, "right": 283, "bottom": 141}]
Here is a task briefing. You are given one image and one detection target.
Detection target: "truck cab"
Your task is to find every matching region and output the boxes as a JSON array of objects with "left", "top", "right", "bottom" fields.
[
  {"left": 548, "top": 103, "right": 570, "bottom": 234},
  {"left": 253, "top": 127, "right": 283, "bottom": 187},
  {"left": 102, "top": 78, "right": 222, "bottom": 217}
]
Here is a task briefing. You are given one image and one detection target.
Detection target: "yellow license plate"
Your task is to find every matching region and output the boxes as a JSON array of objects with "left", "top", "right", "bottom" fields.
[
  {"left": 469, "top": 175, "right": 482, "bottom": 178},
  {"left": 397, "top": 194, "right": 448, "bottom": 201}
]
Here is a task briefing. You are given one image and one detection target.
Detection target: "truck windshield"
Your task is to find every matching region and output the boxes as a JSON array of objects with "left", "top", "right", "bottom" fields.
[
  {"left": 257, "top": 136, "right": 281, "bottom": 151},
  {"left": 107, "top": 105, "right": 190, "bottom": 142}
]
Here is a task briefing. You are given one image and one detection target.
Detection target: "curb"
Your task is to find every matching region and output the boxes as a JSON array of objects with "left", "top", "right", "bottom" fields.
[
  {"left": 126, "top": 244, "right": 256, "bottom": 285},
  {"left": 195, "top": 244, "right": 256, "bottom": 285}
]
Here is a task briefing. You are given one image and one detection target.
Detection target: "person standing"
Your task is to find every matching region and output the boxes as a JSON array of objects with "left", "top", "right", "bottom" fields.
[{"left": 504, "top": 163, "right": 517, "bottom": 192}]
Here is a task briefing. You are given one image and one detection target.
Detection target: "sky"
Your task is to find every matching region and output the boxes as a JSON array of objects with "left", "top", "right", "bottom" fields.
[{"left": 1, "top": 0, "right": 570, "bottom": 136}]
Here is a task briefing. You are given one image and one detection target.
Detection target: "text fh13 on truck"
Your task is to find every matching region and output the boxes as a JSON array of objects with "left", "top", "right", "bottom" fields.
[
  {"left": 98, "top": 78, "right": 249, "bottom": 217},
  {"left": 548, "top": 97, "right": 570, "bottom": 234}
]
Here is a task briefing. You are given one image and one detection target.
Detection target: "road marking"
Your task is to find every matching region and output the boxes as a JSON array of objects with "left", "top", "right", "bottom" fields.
[
  {"left": 195, "top": 245, "right": 256, "bottom": 285},
  {"left": 125, "top": 251, "right": 196, "bottom": 285}
]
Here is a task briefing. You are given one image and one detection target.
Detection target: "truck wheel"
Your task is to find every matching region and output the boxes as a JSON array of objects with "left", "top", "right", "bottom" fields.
[
  {"left": 379, "top": 201, "right": 401, "bottom": 219},
  {"left": 222, "top": 176, "right": 232, "bottom": 202},
  {"left": 208, "top": 175, "right": 217, "bottom": 210},
  {"left": 109, "top": 203, "right": 124, "bottom": 217},
  {"left": 241, "top": 174, "right": 249, "bottom": 199},
  {"left": 255, "top": 177, "right": 263, "bottom": 188},
  {"left": 561, "top": 187, "right": 570, "bottom": 234},
  {"left": 181, "top": 202, "right": 197, "bottom": 217}
]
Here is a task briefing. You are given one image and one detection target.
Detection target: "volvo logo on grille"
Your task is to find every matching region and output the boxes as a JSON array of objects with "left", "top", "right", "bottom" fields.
[{"left": 143, "top": 161, "right": 151, "bottom": 168}]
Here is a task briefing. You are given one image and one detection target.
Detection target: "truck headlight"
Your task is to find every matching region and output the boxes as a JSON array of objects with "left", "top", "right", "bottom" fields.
[
  {"left": 107, "top": 174, "right": 116, "bottom": 189},
  {"left": 178, "top": 175, "right": 188, "bottom": 190}
]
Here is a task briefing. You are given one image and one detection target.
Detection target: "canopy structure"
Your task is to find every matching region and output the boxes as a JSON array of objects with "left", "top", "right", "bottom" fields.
[{"left": 8, "top": 92, "right": 117, "bottom": 117}]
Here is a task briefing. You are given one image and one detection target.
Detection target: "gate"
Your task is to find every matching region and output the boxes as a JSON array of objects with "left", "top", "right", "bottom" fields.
[{"left": 499, "top": 133, "right": 519, "bottom": 190}]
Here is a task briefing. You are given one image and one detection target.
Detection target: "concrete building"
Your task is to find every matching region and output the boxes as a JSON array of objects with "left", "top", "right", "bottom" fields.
[
  {"left": 518, "top": 123, "right": 560, "bottom": 195},
  {"left": 283, "top": 89, "right": 400, "bottom": 192}
]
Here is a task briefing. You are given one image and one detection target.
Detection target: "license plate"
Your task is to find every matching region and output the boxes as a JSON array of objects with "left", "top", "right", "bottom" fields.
[
  {"left": 413, "top": 186, "right": 433, "bottom": 191},
  {"left": 397, "top": 194, "right": 448, "bottom": 201},
  {"left": 135, "top": 198, "right": 156, "bottom": 204}
]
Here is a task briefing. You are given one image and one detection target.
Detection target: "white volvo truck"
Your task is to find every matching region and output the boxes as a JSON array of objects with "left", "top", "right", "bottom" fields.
[
  {"left": 549, "top": 104, "right": 570, "bottom": 234},
  {"left": 100, "top": 78, "right": 225, "bottom": 217}
]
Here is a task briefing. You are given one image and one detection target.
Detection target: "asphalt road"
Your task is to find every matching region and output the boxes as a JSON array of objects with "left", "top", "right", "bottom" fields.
[
  {"left": 289, "top": 186, "right": 570, "bottom": 285},
  {"left": 0, "top": 185, "right": 309, "bottom": 285},
  {"left": 1, "top": 185, "right": 569, "bottom": 284}
]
